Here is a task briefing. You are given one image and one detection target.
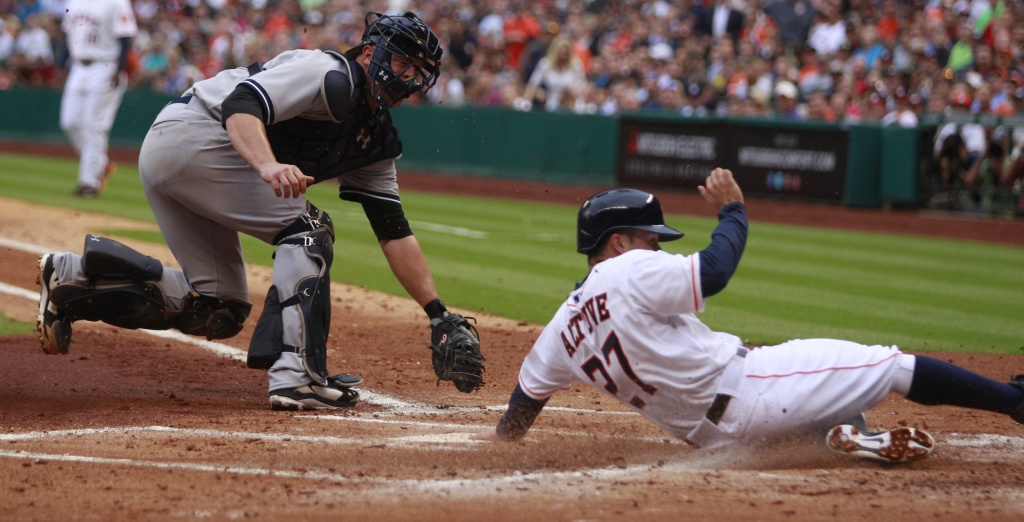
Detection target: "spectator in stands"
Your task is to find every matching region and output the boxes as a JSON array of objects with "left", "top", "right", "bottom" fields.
[
  {"left": 807, "top": 3, "right": 846, "bottom": 56},
  {"left": 645, "top": 80, "right": 685, "bottom": 113},
  {"left": 892, "top": 32, "right": 925, "bottom": 76},
  {"left": 969, "top": 126, "right": 1013, "bottom": 212},
  {"left": 829, "top": 89, "right": 860, "bottom": 125},
  {"left": 947, "top": 21, "right": 976, "bottom": 75},
  {"left": 805, "top": 90, "right": 835, "bottom": 122},
  {"left": 931, "top": 114, "right": 989, "bottom": 208},
  {"left": 852, "top": 25, "right": 887, "bottom": 71},
  {"left": 988, "top": 73, "right": 1017, "bottom": 115},
  {"left": 763, "top": 0, "right": 818, "bottom": 51},
  {"left": 477, "top": 0, "right": 507, "bottom": 48},
  {"left": 137, "top": 35, "right": 170, "bottom": 88},
  {"left": 11, "top": 11, "right": 53, "bottom": 85},
  {"left": 876, "top": 0, "right": 902, "bottom": 42},
  {"left": 772, "top": 80, "right": 803, "bottom": 119},
  {"left": 880, "top": 89, "right": 920, "bottom": 128},
  {"left": 692, "top": 0, "right": 745, "bottom": 46},
  {"left": 971, "top": 81, "right": 998, "bottom": 114},
  {"left": 797, "top": 47, "right": 833, "bottom": 98},
  {"left": 1003, "top": 129, "right": 1024, "bottom": 211},
  {"left": 745, "top": 3, "right": 780, "bottom": 59},
  {"left": 446, "top": 17, "right": 478, "bottom": 72},
  {"left": 680, "top": 80, "right": 711, "bottom": 118},
  {"left": 429, "top": 60, "right": 467, "bottom": 108},
  {"left": 0, "top": 16, "right": 16, "bottom": 67},
  {"left": 503, "top": 1, "right": 540, "bottom": 76},
  {"left": 12, "top": 0, "right": 43, "bottom": 24}
]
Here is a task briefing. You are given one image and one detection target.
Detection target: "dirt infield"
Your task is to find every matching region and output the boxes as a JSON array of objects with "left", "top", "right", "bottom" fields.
[{"left": 0, "top": 152, "right": 1023, "bottom": 520}]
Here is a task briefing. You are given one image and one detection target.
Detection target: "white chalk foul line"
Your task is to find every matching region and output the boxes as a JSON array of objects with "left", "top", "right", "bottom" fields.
[
  {"left": 0, "top": 449, "right": 359, "bottom": 483},
  {"left": 0, "top": 416, "right": 672, "bottom": 447},
  {"left": 0, "top": 425, "right": 486, "bottom": 448},
  {"left": 0, "top": 236, "right": 51, "bottom": 256},
  {"left": 0, "top": 281, "right": 36, "bottom": 301},
  {"left": 0, "top": 447, "right": 664, "bottom": 493}
]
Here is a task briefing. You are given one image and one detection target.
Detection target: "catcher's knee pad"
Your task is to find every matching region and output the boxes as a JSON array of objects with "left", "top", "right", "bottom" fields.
[
  {"left": 174, "top": 293, "right": 253, "bottom": 340},
  {"left": 248, "top": 206, "right": 335, "bottom": 382},
  {"left": 82, "top": 234, "right": 164, "bottom": 281},
  {"left": 50, "top": 235, "right": 168, "bottom": 330}
]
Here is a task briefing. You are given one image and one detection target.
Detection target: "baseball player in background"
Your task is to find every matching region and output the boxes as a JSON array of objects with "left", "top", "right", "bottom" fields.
[
  {"left": 36, "top": 12, "right": 483, "bottom": 409},
  {"left": 60, "top": 0, "right": 137, "bottom": 198},
  {"left": 477, "top": 169, "right": 1024, "bottom": 463}
]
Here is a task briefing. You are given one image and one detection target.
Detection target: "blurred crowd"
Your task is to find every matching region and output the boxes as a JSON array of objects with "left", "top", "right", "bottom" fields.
[
  {"left": 2, "top": 0, "right": 1024, "bottom": 211},
  {"left": 4, "top": 0, "right": 1024, "bottom": 122}
]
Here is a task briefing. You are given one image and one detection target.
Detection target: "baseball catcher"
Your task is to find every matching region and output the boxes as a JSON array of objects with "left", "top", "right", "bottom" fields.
[
  {"left": 427, "top": 310, "right": 485, "bottom": 393},
  {"left": 35, "top": 12, "right": 489, "bottom": 411}
]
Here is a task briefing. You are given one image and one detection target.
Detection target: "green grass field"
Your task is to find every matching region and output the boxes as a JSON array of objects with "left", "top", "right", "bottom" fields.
[{"left": 1, "top": 151, "right": 1022, "bottom": 354}]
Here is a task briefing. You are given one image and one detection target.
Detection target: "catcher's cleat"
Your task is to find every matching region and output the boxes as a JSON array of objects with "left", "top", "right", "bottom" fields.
[
  {"left": 826, "top": 425, "right": 934, "bottom": 464},
  {"left": 36, "top": 254, "right": 72, "bottom": 355},
  {"left": 269, "top": 383, "right": 359, "bottom": 410}
]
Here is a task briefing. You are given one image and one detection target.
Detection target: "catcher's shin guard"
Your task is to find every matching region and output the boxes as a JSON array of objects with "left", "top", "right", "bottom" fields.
[
  {"left": 249, "top": 206, "right": 335, "bottom": 385},
  {"left": 50, "top": 235, "right": 252, "bottom": 338}
]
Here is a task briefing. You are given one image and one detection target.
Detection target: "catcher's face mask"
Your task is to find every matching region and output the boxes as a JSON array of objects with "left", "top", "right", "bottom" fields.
[{"left": 361, "top": 11, "right": 442, "bottom": 109}]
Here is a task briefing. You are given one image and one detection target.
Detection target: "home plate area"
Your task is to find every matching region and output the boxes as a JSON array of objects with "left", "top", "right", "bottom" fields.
[{"left": 1, "top": 236, "right": 1023, "bottom": 520}]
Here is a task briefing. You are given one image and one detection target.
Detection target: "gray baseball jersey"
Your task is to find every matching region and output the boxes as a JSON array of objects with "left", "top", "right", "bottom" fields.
[
  {"left": 183, "top": 49, "right": 403, "bottom": 194},
  {"left": 135, "top": 48, "right": 415, "bottom": 393},
  {"left": 139, "top": 49, "right": 404, "bottom": 298}
]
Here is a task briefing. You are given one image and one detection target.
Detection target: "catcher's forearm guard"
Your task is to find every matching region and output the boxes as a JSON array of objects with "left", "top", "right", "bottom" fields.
[{"left": 428, "top": 312, "right": 485, "bottom": 393}]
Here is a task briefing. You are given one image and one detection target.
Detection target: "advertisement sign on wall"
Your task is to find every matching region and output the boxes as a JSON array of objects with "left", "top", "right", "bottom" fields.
[
  {"left": 617, "top": 117, "right": 849, "bottom": 202},
  {"left": 617, "top": 119, "right": 724, "bottom": 188}
]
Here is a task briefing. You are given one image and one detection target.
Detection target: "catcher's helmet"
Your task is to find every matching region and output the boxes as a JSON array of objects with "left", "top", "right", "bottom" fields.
[
  {"left": 354, "top": 12, "right": 442, "bottom": 109},
  {"left": 576, "top": 188, "right": 683, "bottom": 254}
]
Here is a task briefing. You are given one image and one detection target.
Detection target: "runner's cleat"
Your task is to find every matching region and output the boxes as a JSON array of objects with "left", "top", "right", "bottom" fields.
[{"left": 826, "top": 424, "right": 934, "bottom": 464}]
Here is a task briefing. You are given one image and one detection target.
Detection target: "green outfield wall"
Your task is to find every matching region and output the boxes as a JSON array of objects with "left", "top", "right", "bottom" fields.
[{"left": 0, "top": 87, "right": 950, "bottom": 207}]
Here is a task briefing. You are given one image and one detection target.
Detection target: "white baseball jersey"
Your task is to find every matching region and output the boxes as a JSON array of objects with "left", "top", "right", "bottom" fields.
[
  {"left": 518, "top": 249, "right": 744, "bottom": 438},
  {"left": 517, "top": 248, "right": 912, "bottom": 447},
  {"left": 62, "top": 0, "right": 137, "bottom": 63}
]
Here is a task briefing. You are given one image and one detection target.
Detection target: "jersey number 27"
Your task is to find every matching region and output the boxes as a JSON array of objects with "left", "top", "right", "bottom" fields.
[{"left": 581, "top": 331, "right": 658, "bottom": 409}]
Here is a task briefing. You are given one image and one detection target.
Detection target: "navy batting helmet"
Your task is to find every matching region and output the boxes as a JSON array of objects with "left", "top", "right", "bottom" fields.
[
  {"left": 355, "top": 12, "right": 442, "bottom": 109},
  {"left": 576, "top": 188, "right": 684, "bottom": 254}
]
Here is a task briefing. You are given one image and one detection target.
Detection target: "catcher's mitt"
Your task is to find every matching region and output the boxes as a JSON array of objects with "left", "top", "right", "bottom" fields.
[{"left": 427, "top": 313, "right": 485, "bottom": 393}]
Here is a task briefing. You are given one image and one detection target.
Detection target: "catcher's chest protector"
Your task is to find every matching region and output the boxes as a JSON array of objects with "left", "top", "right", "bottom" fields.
[{"left": 265, "top": 53, "right": 402, "bottom": 183}]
